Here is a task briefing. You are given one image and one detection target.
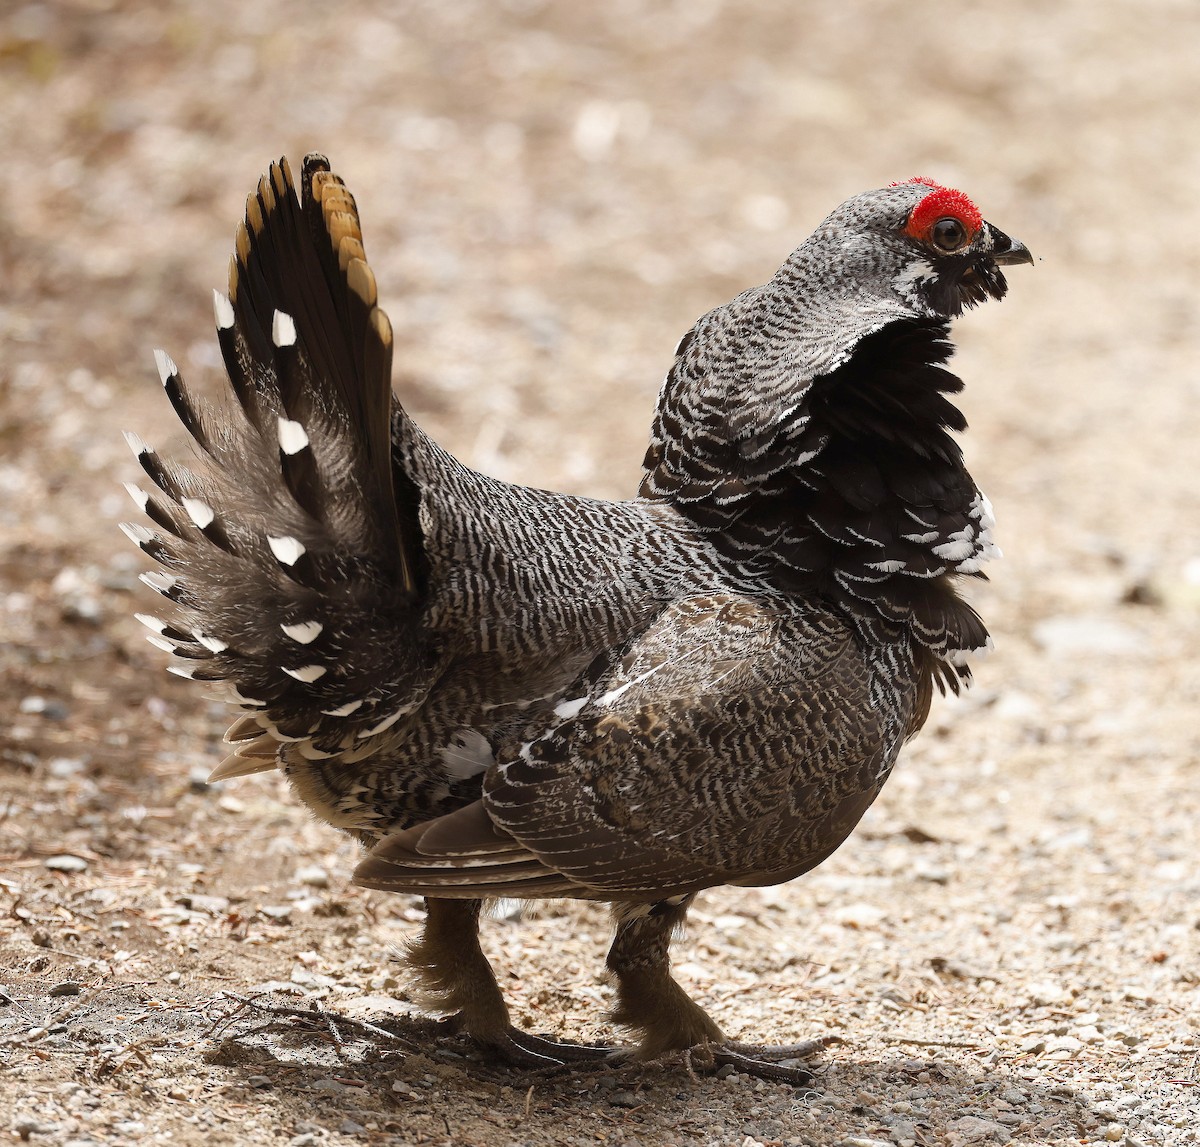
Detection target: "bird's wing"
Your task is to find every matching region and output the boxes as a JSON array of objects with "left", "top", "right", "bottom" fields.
[
  {"left": 353, "top": 593, "right": 904, "bottom": 901},
  {"left": 123, "top": 156, "right": 444, "bottom": 773}
]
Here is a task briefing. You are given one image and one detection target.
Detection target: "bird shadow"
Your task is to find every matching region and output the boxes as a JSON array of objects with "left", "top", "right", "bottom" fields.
[{"left": 198, "top": 1002, "right": 1124, "bottom": 1145}]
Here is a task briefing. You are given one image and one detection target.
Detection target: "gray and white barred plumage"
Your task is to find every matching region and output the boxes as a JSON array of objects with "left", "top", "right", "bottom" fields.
[{"left": 124, "top": 156, "right": 1030, "bottom": 1080}]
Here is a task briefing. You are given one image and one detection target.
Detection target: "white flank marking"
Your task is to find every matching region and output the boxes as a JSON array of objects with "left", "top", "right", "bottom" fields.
[
  {"left": 597, "top": 661, "right": 670, "bottom": 708},
  {"left": 901, "top": 530, "right": 940, "bottom": 544},
  {"left": 226, "top": 685, "right": 267, "bottom": 707},
  {"left": 297, "top": 741, "right": 336, "bottom": 760},
  {"left": 552, "top": 696, "right": 588, "bottom": 720},
  {"left": 356, "top": 707, "right": 408, "bottom": 739},
  {"left": 123, "top": 482, "right": 149, "bottom": 510},
  {"left": 866, "top": 559, "right": 907, "bottom": 574},
  {"left": 182, "top": 497, "right": 215, "bottom": 530},
  {"left": 261, "top": 719, "right": 307, "bottom": 743},
  {"left": 322, "top": 699, "right": 364, "bottom": 717},
  {"left": 212, "top": 289, "right": 235, "bottom": 330},
  {"left": 267, "top": 535, "right": 306, "bottom": 565},
  {"left": 440, "top": 729, "right": 494, "bottom": 779},
  {"left": 281, "top": 620, "right": 323, "bottom": 644},
  {"left": 153, "top": 348, "right": 178, "bottom": 386},
  {"left": 283, "top": 663, "right": 326, "bottom": 683},
  {"left": 277, "top": 417, "right": 310, "bottom": 455},
  {"left": 272, "top": 309, "right": 297, "bottom": 347}
]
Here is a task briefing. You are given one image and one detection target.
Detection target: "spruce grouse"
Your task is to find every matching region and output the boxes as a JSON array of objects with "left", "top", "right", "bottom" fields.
[{"left": 124, "top": 156, "right": 1031, "bottom": 1082}]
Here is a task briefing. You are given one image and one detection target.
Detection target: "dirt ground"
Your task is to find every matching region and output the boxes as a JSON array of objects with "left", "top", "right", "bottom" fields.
[{"left": 1, "top": 2, "right": 1198, "bottom": 1145}]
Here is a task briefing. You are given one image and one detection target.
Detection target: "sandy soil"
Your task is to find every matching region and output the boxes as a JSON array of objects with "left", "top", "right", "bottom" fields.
[{"left": 1, "top": 2, "right": 1197, "bottom": 1145}]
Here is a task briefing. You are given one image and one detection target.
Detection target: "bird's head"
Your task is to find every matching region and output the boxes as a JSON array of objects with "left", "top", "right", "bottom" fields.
[{"left": 798, "top": 177, "right": 1033, "bottom": 322}]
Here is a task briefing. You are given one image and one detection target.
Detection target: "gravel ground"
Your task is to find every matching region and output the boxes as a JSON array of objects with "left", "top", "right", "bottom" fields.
[{"left": 1, "top": 2, "right": 1198, "bottom": 1145}]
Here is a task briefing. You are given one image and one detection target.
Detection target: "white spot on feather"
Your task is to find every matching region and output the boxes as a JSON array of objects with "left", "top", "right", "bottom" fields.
[
  {"left": 194, "top": 631, "right": 229, "bottom": 653},
  {"left": 145, "top": 634, "right": 178, "bottom": 654},
  {"left": 122, "top": 430, "right": 152, "bottom": 459},
  {"left": 153, "top": 348, "right": 178, "bottom": 386},
  {"left": 267, "top": 534, "right": 306, "bottom": 565},
  {"left": 322, "top": 699, "right": 364, "bottom": 717},
  {"left": 272, "top": 309, "right": 297, "bottom": 347},
  {"left": 932, "top": 539, "right": 976, "bottom": 562},
  {"left": 123, "top": 482, "right": 149, "bottom": 511},
  {"left": 139, "top": 570, "right": 179, "bottom": 595},
  {"left": 134, "top": 613, "right": 168, "bottom": 634},
  {"left": 866, "top": 559, "right": 907, "bottom": 574},
  {"left": 282, "top": 620, "right": 323, "bottom": 644},
  {"left": 552, "top": 696, "right": 588, "bottom": 720},
  {"left": 119, "top": 521, "right": 155, "bottom": 546},
  {"left": 212, "top": 289, "right": 235, "bottom": 330},
  {"left": 166, "top": 663, "right": 196, "bottom": 679},
  {"left": 277, "top": 417, "right": 310, "bottom": 455},
  {"left": 182, "top": 497, "right": 215, "bottom": 530},
  {"left": 283, "top": 663, "right": 326, "bottom": 683}
]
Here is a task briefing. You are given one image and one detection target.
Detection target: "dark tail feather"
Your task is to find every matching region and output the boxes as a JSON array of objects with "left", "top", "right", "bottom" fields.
[{"left": 123, "top": 154, "right": 435, "bottom": 758}]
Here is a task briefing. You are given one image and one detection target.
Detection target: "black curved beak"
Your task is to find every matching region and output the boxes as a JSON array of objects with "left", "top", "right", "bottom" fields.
[{"left": 988, "top": 224, "right": 1034, "bottom": 267}]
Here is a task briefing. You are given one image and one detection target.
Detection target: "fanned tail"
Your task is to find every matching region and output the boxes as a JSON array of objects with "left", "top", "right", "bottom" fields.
[{"left": 123, "top": 155, "right": 437, "bottom": 778}]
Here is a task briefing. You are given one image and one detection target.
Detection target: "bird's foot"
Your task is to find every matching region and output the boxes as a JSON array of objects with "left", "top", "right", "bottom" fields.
[
  {"left": 481, "top": 1026, "right": 622, "bottom": 1069},
  {"left": 686, "top": 1035, "right": 841, "bottom": 1086}
]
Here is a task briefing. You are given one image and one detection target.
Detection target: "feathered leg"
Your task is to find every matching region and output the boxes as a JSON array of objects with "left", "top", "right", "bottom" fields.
[
  {"left": 607, "top": 898, "right": 724, "bottom": 1057},
  {"left": 607, "top": 899, "right": 829, "bottom": 1084},
  {"left": 407, "top": 898, "right": 611, "bottom": 1067}
]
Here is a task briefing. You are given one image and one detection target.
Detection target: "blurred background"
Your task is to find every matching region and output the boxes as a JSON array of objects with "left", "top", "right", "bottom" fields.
[{"left": 1, "top": 1, "right": 1196, "bottom": 1142}]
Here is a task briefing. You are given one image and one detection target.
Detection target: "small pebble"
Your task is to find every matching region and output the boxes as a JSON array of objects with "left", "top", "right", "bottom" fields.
[
  {"left": 608, "top": 1090, "right": 640, "bottom": 1108},
  {"left": 15, "top": 1120, "right": 57, "bottom": 1140},
  {"left": 248, "top": 1075, "right": 271, "bottom": 1089},
  {"left": 310, "top": 1078, "right": 348, "bottom": 1093},
  {"left": 180, "top": 894, "right": 230, "bottom": 914},
  {"left": 48, "top": 981, "right": 83, "bottom": 996},
  {"left": 48, "top": 757, "right": 85, "bottom": 777},
  {"left": 43, "top": 855, "right": 88, "bottom": 873},
  {"left": 339, "top": 1119, "right": 366, "bottom": 1134},
  {"left": 295, "top": 865, "right": 330, "bottom": 888}
]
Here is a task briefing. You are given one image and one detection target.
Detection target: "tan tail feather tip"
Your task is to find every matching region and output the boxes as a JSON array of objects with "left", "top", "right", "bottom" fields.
[{"left": 208, "top": 754, "right": 279, "bottom": 782}]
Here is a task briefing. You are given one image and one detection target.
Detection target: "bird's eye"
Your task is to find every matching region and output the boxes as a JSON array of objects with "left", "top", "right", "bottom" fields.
[{"left": 931, "top": 217, "right": 967, "bottom": 252}]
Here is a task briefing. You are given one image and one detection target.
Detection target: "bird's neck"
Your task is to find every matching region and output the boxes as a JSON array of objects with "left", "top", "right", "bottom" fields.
[{"left": 641, "top": 316, "right": 991, "bottom": 672}]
